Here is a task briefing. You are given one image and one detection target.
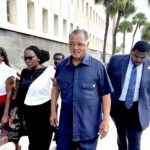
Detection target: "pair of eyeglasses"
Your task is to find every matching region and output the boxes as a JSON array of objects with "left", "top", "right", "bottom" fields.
[
  {"left": 23, "top": 56, "right": 35, "bottom": 61},
  {"left": 69, "top": 43, "right": 86, "bottom": 48}
]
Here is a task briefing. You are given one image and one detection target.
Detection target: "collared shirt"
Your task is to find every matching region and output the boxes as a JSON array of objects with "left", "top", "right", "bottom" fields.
[
  {"left": 119, "top": 58, "right": 143, "bottom": 102},
  {"left": 55, "top": 53, "right": 113, "bottom": 141}
]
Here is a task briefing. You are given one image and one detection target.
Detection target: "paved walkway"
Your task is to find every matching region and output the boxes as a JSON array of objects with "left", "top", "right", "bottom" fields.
[
  {"left": 97, "top": 119, "right": 150, "bottom": 150},
  {"left": 0, "top": 119, "right": 150, "bottom": 150}
]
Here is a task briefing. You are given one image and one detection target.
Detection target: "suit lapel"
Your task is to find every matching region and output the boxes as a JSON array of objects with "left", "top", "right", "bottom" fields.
[
  {"left": 140, "top": 59, "right": 149, "bottom": 89},
  {"left": 121, "top": 55, "right": 130, "bottom": 88}
]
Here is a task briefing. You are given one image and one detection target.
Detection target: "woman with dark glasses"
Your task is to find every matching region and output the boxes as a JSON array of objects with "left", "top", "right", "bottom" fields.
[
  {"left": 13, "top": 45, "right": 55, "bottom": 150},
  {"left": 0, "top": 47, "right": 21, "bottom": 150}
]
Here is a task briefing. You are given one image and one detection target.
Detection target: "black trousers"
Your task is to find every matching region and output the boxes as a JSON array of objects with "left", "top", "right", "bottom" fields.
[
  {"left": 23, "top": 101, "right": 53, "bottom": 150},
  {"left": 111, "top": 101, "right": 143, "bottom": 150}
]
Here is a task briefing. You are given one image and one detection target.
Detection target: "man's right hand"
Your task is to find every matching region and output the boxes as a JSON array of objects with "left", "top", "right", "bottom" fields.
[{"left": 50, "top": 111, "right": 58, "bottom": 127}]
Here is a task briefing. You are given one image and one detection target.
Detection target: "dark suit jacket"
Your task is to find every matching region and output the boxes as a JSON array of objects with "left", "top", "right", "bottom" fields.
[{"left": 107, "top": 54, "right": 150, "bottom": 130}]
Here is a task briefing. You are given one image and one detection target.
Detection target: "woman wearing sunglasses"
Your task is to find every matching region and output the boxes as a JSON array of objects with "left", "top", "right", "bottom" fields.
[{"left": 13, "top": 45, "right": 55, "bottom": 150}]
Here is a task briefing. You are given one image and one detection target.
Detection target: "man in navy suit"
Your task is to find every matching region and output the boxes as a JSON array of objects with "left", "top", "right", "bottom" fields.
[{"left": 107, "top": 40, "right": 150, "bottom": 150}]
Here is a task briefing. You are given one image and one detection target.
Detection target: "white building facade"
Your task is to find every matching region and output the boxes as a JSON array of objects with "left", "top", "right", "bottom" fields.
[{"left": 0, "top": 0, "right": 113, "bottom": 69}]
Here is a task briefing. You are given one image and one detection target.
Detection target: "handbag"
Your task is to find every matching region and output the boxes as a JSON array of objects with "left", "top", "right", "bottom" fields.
[
  {"left": 0, "top": 109, "right": 22, "bottom": 144},
  {"left": 7, "top": 109, "right": 21, "bottom": 143},
  {"left": 0, "top": 124, "right": 8, "bottom": 146}
]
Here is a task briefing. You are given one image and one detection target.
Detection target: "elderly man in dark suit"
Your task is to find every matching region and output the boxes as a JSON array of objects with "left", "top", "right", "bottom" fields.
[{"left": 107, "top": 40, "right": 150, "bottom": 150}]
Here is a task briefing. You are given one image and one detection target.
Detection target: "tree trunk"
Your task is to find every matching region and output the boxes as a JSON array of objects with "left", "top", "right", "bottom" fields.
[
  {"left": 122, "top": 31, "right": 126, "bottom": 53},
  {"left": 112, "top": 12, "right": 121, "bottom": 54},
  {"left": 103, "top": 11, "right": 109, "bottom": 63},
  {"left": 131, "top": 24, "right": 138, "bottom": 48}
]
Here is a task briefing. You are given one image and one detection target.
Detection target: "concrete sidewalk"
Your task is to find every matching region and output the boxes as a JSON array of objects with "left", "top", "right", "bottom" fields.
[
  {"left": 0, "top": 119, "right": 150, "bottom": 150},
  {"left": 97, "top": 119, "right": 150, "bottom": 150}
]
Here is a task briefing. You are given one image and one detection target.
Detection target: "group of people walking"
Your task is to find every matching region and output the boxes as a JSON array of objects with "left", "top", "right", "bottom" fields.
[
  {"left": 0, "top": 28, "right": 150, "bottom": 150},
  {"left": 0, "top": 46, "right": 64, "bottom": 150}
]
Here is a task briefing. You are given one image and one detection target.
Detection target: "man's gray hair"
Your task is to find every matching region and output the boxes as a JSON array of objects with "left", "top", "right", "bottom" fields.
[{"left": 69, "top": 29, "right": 89, "bottom": 40}]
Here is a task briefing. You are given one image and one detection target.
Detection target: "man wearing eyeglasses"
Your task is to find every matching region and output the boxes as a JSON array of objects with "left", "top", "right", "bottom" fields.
[{"left": 50, "top": 29, "right": 114, "bottom": 150}]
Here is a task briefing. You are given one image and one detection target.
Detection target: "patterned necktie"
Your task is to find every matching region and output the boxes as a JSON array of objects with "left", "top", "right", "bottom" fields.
[{"left": 125, "top": 65, "right": 137, "bottom": 109}]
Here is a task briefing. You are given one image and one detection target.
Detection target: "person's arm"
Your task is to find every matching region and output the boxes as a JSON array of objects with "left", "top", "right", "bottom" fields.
[
  {"left": 50, "top": 78, "right": 60, "bottom": 127},
  {"left": 99, "top": 93, "right": 111, "bottom": 139},
  {"left": 1, "top": 76, "right": 16, "bottom": 125},
  {"left": 12, "top": 70, "right": 24, "bottom": 116}
]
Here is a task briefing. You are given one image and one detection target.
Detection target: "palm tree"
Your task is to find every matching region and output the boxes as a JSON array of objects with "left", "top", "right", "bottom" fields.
[
  {"left": 94, "top": 0, "right": 113, "bottom": 63},
  {"left": 112, "top": 0, "right": 135, "bottom": 54},
  {"left": 131, "top": 12, "right": 147, "bottom": 48},
  {"left": 94, "top": 0, "right": 126, "bottom": 63},
  {"left": 95, "top": 0, "right": 149, "bottom": 60},
  {"left": 118, "top": 20, "right": 133, "bottom": 53},
  {"left": 141, "top": 23, "right": 150, "bottom": 41}
]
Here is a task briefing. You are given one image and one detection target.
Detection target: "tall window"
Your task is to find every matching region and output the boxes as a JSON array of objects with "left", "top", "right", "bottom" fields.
[
  {"left": 86, "top": 2, "right": 88, "bottom": 17},
  {"left": 7, "top": 0, "right": 17, "bottom": 24},
  {"left": 63, "top": 19, "right": 67, "bottom": 39},
  {"left": 71, "top": 0, "right": 73, "bottom": 5},
  {"left": 93, "top": 10, "right": 95, "bottom": 22},
  {"left": 90, "top": 7, "right": 92, "bottom": 19},
  {"left": 96, "top": 13, "right": 98, "bottom": 24},
  {"left": 54, "top": 14, "right": 58, "bottom": 36},
  {"left": 70, "top": 23, "right": 73, "bottom": 32},
  {"left": 93, "top": 35, "right": 95, "bottom": 46},
  {"left": 42, "top": 8, "right": 48, "bottom": 33},
  {"left": 77, "top": 0, "right": 79, "bottom": 9},
  {"left": 89, "top": 33, "right": 91, "bottom": 44},
  {"left": 27, "top": 1, "right": 35, "bottom": 29},
  {"left": 82, "top": 0, "right": 84, "bottom": 13}
]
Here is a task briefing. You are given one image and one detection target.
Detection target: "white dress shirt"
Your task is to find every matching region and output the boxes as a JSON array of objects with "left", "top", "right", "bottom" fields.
[{"left": 119, "top": 59, "right": 143, "bottom": 102}]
